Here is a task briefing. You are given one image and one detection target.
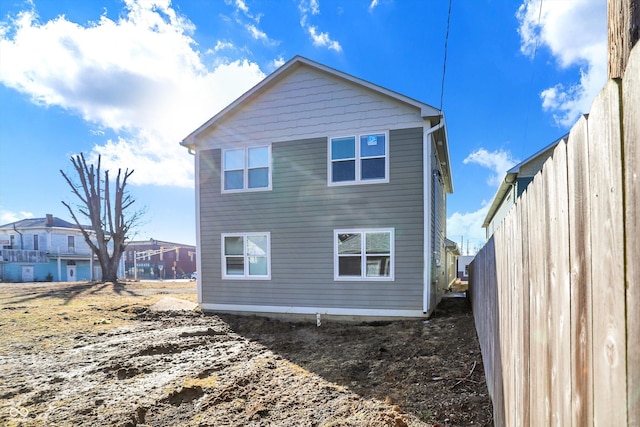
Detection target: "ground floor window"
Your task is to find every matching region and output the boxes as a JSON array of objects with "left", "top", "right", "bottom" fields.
[
  {"left": 222, "top": 232, "right": 270, "bottom": 279},
  {"left": 334, "top": 228, "right": 394, "bottom": 280}
]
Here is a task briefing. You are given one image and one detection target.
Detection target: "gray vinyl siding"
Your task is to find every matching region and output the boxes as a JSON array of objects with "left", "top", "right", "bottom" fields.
[
  {"left": 198, "top": 127, "right": 424, "bottom": 311},
  {"left": 196, "top": 66, "right": 426, "bottom": 150},
  {"left": 430, "top": 147, "right": 447, "bottom": 302}
]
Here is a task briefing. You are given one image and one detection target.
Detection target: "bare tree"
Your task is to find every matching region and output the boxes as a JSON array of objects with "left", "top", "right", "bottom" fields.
[{"left": 60, "top": 153, "right": 142, "bottom": 283}]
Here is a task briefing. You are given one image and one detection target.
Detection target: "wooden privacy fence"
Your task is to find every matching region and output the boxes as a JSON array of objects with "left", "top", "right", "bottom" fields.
[{"left": 469, "top": 45, "right": 640, "bottom": 426}]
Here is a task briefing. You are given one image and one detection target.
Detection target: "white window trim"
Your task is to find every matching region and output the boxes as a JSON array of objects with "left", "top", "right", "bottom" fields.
[
  {"left": 328, "top": 131, "right": 390, "bottom": 186},
  {"left": 333, "top": 228, "right": 395, "bottom": 281},
  {"left": 222, "top": 145, "right": 272, "bottom": 193},
  {"left": 221, "top": 232, "right": 271, "bottom": 280}
]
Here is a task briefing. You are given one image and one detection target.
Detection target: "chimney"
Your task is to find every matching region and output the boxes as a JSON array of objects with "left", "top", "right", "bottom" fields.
[{"left": 46, "top": 214, "right": 54, "bottom": 226}]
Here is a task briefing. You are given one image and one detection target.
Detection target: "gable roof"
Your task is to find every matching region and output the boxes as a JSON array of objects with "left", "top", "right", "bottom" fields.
[
  {"left": 0, "top": 215, "right": 96, "bottom": 232},
  {"left": 482, "top": 134, "right": 568, "bottom": 228},
  {"left": 180, "top": 55, "right": 453, "bottom": 193},
  {"left": 0, "top": 216, "right": 79, "bottom": 230},
  {"left": 180, "top": 55, "right": 443, "bottom": 148}
]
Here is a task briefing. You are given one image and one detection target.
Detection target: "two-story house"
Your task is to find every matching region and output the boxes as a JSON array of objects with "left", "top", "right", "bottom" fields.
[
  {"left": 0, "top": 214, "right": 120, "bottom": 282},
  {"left": 181, "top": 56, "right": 453, "bottom": 319}
]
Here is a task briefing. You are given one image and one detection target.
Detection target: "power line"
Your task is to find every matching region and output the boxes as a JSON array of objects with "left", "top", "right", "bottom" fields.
[{"left": 439, "top": 0, "right": 453, "bottom": 113}]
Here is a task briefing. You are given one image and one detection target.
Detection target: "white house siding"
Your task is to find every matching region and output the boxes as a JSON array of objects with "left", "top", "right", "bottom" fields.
[
  {"left": 195, "top": 66, "right": 427, "bottom": 150},
  {"left": 198, "top": 128, "right": 425, "bottom": 314},
  {"left": 485, "top": 186, "right": 517, "bottom": 239}
]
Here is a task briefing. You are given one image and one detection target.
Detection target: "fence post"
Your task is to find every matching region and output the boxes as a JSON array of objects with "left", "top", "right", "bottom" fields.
[{"left": 608, "top": 0, "right": 640, "bottom": 78}]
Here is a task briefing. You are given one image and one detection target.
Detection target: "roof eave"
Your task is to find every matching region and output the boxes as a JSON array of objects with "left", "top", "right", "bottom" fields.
[
  {"left": 433, "top": 115, "right": 453, "bottom": 194},
  {"left": 481, "top": 172, "right": 518, "bottom": 228}
]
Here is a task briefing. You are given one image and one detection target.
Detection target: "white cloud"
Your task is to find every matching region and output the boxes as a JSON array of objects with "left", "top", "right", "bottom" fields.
[
  {"left": 307, "top": 25, "right": 342, "bottom": 52},
  {"left": 369, "top": 0, "right": 380, "bottom": 13},
  {"left": 298, "top": 0, "right": 342, "bottom": 52},
  {"left": 212, "top": 40, "right": 234, "bottom": 52},
  {"left": 0, "top": 0, "right": 266, "bottom": 187},
  {"left": 228, "top": 0, "right": 262, "bottom": 22},
  {"left": 447, "top": 203, "right": 490, "bottom": 255},
  {"left": 227, "top": 0, "right": 274, "bottom": 44},
  {"left": 0, "top": 209, "right": 34, "bottom": 224},
  {"left": 244, "top": 23, "right": 278, "bottom": 46},
  {"left": 463, "top": 148, "right": 519, "bottom": 187},
  {"left": 271, "top": 56, "right": 286, "bottom": 69},
  {"left": 298, "top": 0, "right": 320, "bottom": 15},
  {"left": 517, "top": 0, "right": 607, "bottom": 127},
  {"left": 233, "top": 0, "right": 249, "bottom": 15}
]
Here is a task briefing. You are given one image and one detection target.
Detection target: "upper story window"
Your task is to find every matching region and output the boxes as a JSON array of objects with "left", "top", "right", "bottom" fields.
[
  {"left": 329, "top": 132, "right": 389, "bottom": 185},
  {"left": 223, "top": 145, "right": 271, "bottom": 192},
  {"left": 33, "top": 235, "right": 39, "bottom": 251},
  {"left": 68, "top": 236, "right": 75, "bottom": 253}
]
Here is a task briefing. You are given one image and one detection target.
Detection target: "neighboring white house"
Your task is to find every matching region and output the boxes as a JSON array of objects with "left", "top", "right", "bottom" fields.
[
  {"left": 181, "top": 56, "right": 454, "bottom": 319},
  {"left": 457, "top": 255, "right": 475, "bottom": 282},
  {"left": 0, "top": 214, "right": 123, "bottom": 282},
  {"left": 445, "top": 238, "right": 461, "bottom": 288},
  {"left": 483, "top": 135, "right": 568, "bottom": 239}
]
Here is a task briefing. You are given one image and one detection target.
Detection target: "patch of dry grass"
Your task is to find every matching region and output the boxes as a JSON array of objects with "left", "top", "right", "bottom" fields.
[{"left": 0, "top": 281, "right": 196, "bottom": 353}]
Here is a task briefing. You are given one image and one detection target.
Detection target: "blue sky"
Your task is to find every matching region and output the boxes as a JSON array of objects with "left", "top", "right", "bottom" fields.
[{"left": 0, "top": 0, "right": 606, "bottom": 252}]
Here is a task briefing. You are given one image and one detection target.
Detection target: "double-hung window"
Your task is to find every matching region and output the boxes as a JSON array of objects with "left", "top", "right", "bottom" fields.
[
  {"left": 222, "top": 232, "right": 271, "bottom": 279},
  {"left": 223, "top": 145, "right": 271, "bottom": 192},
  {"left": 329, "top": 132, "right": 388, "bottom": 185},
  {"left": 334, "top": 228, "right": 394, "bottom": 280}
]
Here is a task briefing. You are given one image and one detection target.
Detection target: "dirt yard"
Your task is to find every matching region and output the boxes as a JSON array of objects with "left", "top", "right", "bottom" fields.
[{"left": 0, "top": 281, "right": 492, "bottom": 426}]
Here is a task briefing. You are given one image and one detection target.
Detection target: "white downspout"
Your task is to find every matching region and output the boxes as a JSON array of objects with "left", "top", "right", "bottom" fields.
[{"left": 423, "top": 120, "right": 444, "bottom": 314}]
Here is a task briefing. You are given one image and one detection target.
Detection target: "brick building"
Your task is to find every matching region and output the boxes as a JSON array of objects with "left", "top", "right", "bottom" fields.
[{"left": 124, "top": 239, "right": 196, "bottom": 280}]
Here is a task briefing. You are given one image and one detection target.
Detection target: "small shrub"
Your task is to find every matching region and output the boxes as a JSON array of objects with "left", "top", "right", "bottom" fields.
[{"left": 45, "top": 273, "right": 54, "bottom": 282}]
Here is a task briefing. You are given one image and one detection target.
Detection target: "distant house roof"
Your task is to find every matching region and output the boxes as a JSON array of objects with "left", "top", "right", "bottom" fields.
[
  {"left": 125, "top": 239, "right": 195, "bottom": 248},
  {"left": 0, "top": 215, "right": 85, "bottom": 230},
  {"left": 445, "top": 238, "right": 460, "bottom": 256},
  {"left": 180, "top": 55, "right": 453, "bottom": 193},
  {"left": 482, "top": 134, "right": 568, "bottom": 228}
]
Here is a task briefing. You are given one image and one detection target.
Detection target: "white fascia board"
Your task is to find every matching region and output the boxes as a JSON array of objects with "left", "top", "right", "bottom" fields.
[{"left": 199, "top": 303, "right": 425, "bottom": 318}]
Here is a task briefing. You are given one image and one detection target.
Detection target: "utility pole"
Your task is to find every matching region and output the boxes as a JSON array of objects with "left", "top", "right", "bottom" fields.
[{"left": 608, "top": 0, "right": 640, "bottom": 78}]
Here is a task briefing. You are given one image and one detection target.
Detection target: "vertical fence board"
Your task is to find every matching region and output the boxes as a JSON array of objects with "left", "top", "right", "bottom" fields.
[
  {"left": 566, "top": 115, "right": 594, "bottom": 426},
  {"left": 491, "top": 233, "right": 505, "bottom": 427},
  {"left": 623, "top": 43, "right": 640, "bottom": 426},
  {"left": 528, "top": 169, "right": 550, "bottom": 425},
  {"left": 587, "top": 79, "right": 627, "bottom": 426},
  {"left": 543, "top": 156, "right": 558, "bottom": 424},
  {"left": 511, "top": 201, "right": 523, "bottom": 426},
  {"left": 518, "top": 191, "right": 531, "bottom": 427},
  {"left": 496, "top": 215, "right": 510, "bottom": 425},
  {"left": 550, "top": 142, "right": 572, "bottom": 426},
  {"left": 504, "top": 212, "right": 516, "bottom": 426}
]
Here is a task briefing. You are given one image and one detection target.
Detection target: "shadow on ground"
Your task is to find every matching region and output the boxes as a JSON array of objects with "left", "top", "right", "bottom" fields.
[
  {"left": 5, "top": 281, "right": 140, "bottom": 305},
  {"left": 218, "top": 296, "right": 493, "bottom": 426}
]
